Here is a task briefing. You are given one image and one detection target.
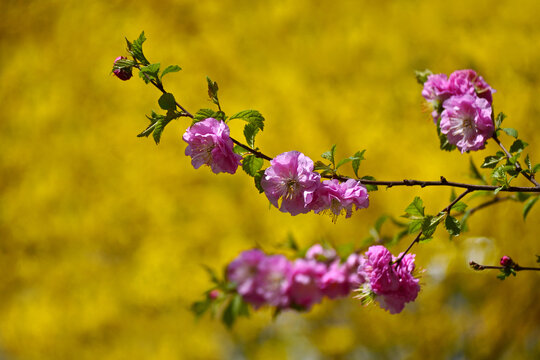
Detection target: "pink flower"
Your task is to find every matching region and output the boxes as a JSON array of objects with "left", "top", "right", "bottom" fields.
[
  {"left": 305, "top": 244, "right": 337, "bottom": 262},
  {"left": 422, "top": 74, "right": 451, "bottom": 122},
  {"left": 320, "top": 261, "right": 350, "bottom": 299},
  {"left": 261, "top": 151, "right": 321, "bottom": 215},
  {"left": 310, "top": 179, "right": 369, "bottom": 221},
  {"left": 254, "top": 255, "right": 292, "bottom": 308},
  {"left": 227, "top": 249, "right": 266, "bottom": 307},
  {"left": 112, "top": 56, "right": 132, "bottom": 81},
  {"left": 288, "top": 259, "right": 326, "bottom": 309},
  {"left": 355, "top": 246, "right": 420, "bottom": 314},
  {"left": 500, "top": 256, "right": 513, "bottom": 267},
  {"left": 448, "top": 69, "right": 495, "bottom": 104},
  {"left": 182, "top": 118, "right": 242, "bottom": 174},
  {"left": 440, "top": 94, "right": 494, "bottom": 153}
]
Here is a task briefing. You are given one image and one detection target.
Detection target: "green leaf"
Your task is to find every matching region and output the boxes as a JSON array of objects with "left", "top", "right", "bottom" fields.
[
  {"left": 481, "top": 155, "right": 504, "bottom": 169},
  {"left": 533, "top": 163, "right": 540, "bottom": 174},
  {"left": 127, "top": 31, "right": 150, "bottom": 66},
  {"left": 525, "top": 154, "right": 532, "bottom": 172},
  {"left": 321, "top": 145, "right": 337, "bottom": 167},
  {"left": 161, "top": 65, "right": 181, "bottom": 79},
  {"left": 139, "top": 63, "right": 161, "bottom": 83},
  {"left": 158, "top": 93, "right": 176, "bottom": 111},
  {"left": 502, "top": 128, "right": 518, "bottom": 138},
  {"left": 254, "top": 170, "right": 265, "bottom": 193},
  {"left": 222, "top": 296, "right": 238, "bottom": 328},
  {"left": 351, "top": 150, "right": 366, "bottom": 177},
  {"left": 242, "top": 155, "right": 264, "bottom": 176},
  {"left": 360, "top": 175, "right": 377, "bottom": 191},
  {"left": 450, "top": 201, "right": 468, "bottom": 213},
  {"left": 516, "top": 192, "right": 531, "bottom": 202},
  {"left": 414, "top": 69, "right": 433, "bottom": 85},
  {"left": 509, "top": 139, "right": 528, "bottom": 154},
  {"left": 495, "top": 112, "right": 507, "bottom": 128},
  {"left": 445, "top": 215, "right": 461, "bottom": 236},
  {"left": 408, "top": 219, "right": 423, "bottom": 234},
  {"left": 374, "top": 215, "right": 389, "bottom": 233},
  {"left": 243, "top": 122, "right": 260, "bottom": 148},
  {"left": 470, "top": 158, "right": 486, "bottom": 183},
  {"left": 207, "top": 76, "right": 220, "bottom": 107},
  {"left": 191, "top": 298, "right": 212, "bottom": 319},
  {"left": 230, "top": 110, "right": 265, "bottom": 131},
  {"left": 201, "top": 265, "right": 220, "bottom": 285},
  {"left": 138, "top": 111, "right": 165, "bottom": 138},
  {"left": 523, "top": 196, "right": 539, "bottom": 220},
  {"left": 152, "top": 110, "right": 176, "bottom": 144},
  {"left": 421, "top": 213, "right": 445, "bottom": 240},
  {"left": 193, "top": 108, "right": 215, "bottom": 123},
  {"left": 404, "top": 197, "right": 425, "bottom": 218}
]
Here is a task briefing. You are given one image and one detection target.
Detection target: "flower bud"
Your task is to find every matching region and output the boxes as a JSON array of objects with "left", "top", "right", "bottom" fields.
[
  {"left": 112, "top": 56, "right": 133, "bottom": 81},
  {"left": 500, "top": 256, "right": 513, "bottom": 267},
  {"left": 208, "top": 289, "right": 220, "bottom": 299}
]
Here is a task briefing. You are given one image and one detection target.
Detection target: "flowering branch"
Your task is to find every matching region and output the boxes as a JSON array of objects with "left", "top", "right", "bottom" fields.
[
  {"left": 113, "top": 32, "right": 540, "bottom": 326},
  {"left": 470, "top": 255, "right": 540, "bottom": 280}
]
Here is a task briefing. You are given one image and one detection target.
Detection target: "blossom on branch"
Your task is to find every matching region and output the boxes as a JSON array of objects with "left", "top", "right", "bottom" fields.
[
  {"left": 422, "top": 73, "right": 452, "bottom": 122},
  {"left": 440, "top": 94, "right": 494, "bottom": 153},
  {"left": 310, "top": 179, "right": 369, "bottom": 221},
  {"left": 182, "top": 118, "right": 242, "bottom": 174},
  {"left": 448, "top": 69, "right": 495, "bottom": 104},
  {"left": 112, "top": 56, "right": 133, "bottom": 81},
  {"left": 355, "top": 245, "right": 420, "bottom": 314},
  {"left": 261, "top": 151, "right": 321, "bottom": 215}
]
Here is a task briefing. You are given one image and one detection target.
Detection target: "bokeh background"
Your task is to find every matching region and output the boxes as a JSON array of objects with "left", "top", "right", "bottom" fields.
[{"left": 1, "top": 0, "right": 539, "bottom": 359}]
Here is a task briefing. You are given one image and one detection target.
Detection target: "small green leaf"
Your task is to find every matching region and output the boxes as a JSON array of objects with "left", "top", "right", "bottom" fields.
[
  {"left": 415, "top": 69, "right": 433, "bottom": 85},
  {"left": 352, "top": 150, "right": 366, "bottom": 178},
  {"left": 127, "top": 31, "right": 150, "bottom": 65},
  {"left": 321, "top": 145, "right": 337, "bottom": 167},
  {"left": 161, "top": 65, "right": 181, "bottom": 79},
  {"left": 207, "top": 76, "right": 220, "bottom": 107},
  {"left": 374, "top": 215, "right": 389, "bottom": 233},
  {"left": 230, "top": 110, "right": 265, "bottom": 131},
  {"left": 222, "top": 296, "right": 238, "bottom": 328},
  {"left": 404, "top": 197, "right": 425, "bottom": 218},
  {"left": 439, "top": 132, "right": 457, "bottom": 152},
  {"left": 525, "top": 154, "right": 532, "bottom": 172},
  {"left": 193, "top": 108, "right": 215, "bottom": 123},
  {"left": 533, "top": 163, "right": 540, "bottom": 174},
  {"left": 481, "top": 155, "right": 504, "bottom": 169},
  {"left": 139, "top": 63, "right": 160, "bottom": 83},
  {"left": 450, "top": 201, "right": 468, "bottom": 213},
  {"left": 509, "top": 139, "right": 528, "bottom": 154},
  {"left": 421, "top": 213, "right": 445, "bottom": 239},
  {"left": 502, "top": 128, "right": 518, "bottom": 138},
  {"left": 523, "top": 196, "right": 539, "bottom": 220},
  {"left": 191, "top": 298, "right": 212, "bottom": 318},
  {"left": 516, "top": 192, "right": 531, "bottom": 202},
  {"left": 445, "top": 215, "right": 461, "bottom": 236},
  {"left": 243, "top": 122, "right": 260, "bottom": 148},
  {"left": 408, "top": 219, "right": 423, "bottom": 234},
  {"left": 158, "top": 93, "right": 176, "bottom": 111},
  {"left": 360, "top": 175, "right": 377, "bottom": 191},
  {"left": 495, "top": 112, "right": 507, "bottom": 128},
  {"left": 242, "top": 155, "right": 264, "bottom": 176}
]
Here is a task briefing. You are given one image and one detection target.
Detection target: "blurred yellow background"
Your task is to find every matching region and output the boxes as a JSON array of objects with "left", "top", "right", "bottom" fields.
[{"left": 1, "top": 0, "right": 539, "bottom": 359}]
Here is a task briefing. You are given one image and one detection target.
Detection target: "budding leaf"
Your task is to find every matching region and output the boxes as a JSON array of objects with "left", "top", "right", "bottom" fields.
[
  {"left": 523, "top": 196, "right": 539, "bottom": 220},
  {"left": 161, "top": 65, "right": 181, "bottom": 80},
  {"left": 415, "top": 69, "right": 433, "bottom": 85},
  {"left": 404, "top": 197, "right": 425, "bottom": 218},
  {"left": 321, "top": 145, "right": 337, "bottom": 167},
  {"left": 351, "top": 150, "right": 366, "bottom": 177},
  {"left": 360, "top": 175, "right": 377, "bottom": 191},
  {"left": 127, "top": 31, "right": 150, "bottom": 66},
  {"left": 481, "top": 155, "right": 504, "bottom": 169},
  {"left": 495, "top": 112, "right": 507, "bottom": 128},
  {"left": 158, "top": 93, "right": 176, "bottom": 111},
  {"left": 502, "top": 128, "right": 518, "bottom": 138},
  {"left": 445, "top": 215, "right": 461, "bottom": 236},
  {"left": 207, "top": 77, "right": 220, "bottom": 108},
  {"left": 242, "top": 155, "right": 263, "bottom": 176}
]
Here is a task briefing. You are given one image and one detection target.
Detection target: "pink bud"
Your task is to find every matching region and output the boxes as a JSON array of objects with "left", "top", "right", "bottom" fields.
[
  {"left": 209, "top": 289, "right": 220, "bottom": 299},
  {"left": 113, "top": 56, "right": 133, "bottom": 81},
  {"left": 500, "top": 256, "right": 512, "bottom": 267}
]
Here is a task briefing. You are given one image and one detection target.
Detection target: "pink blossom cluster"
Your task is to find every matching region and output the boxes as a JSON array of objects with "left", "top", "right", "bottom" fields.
[
  {"left": 227, "top": 244, "right": 421, "bottom": 314},
  {"left": 355, "top": 245, "right": 420, "bottom": 314},
  {"left": 226, "top": 245, "right": 362, "bottom": 311},
  {"left": 182, "top": 118, "right": 242, "bottom": 174},
  {"left": 422, "top": 69, "right": 496, "bottom": 153},
  {"left": 261, "top": 151, "right": 369, "bottom": 218}
]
